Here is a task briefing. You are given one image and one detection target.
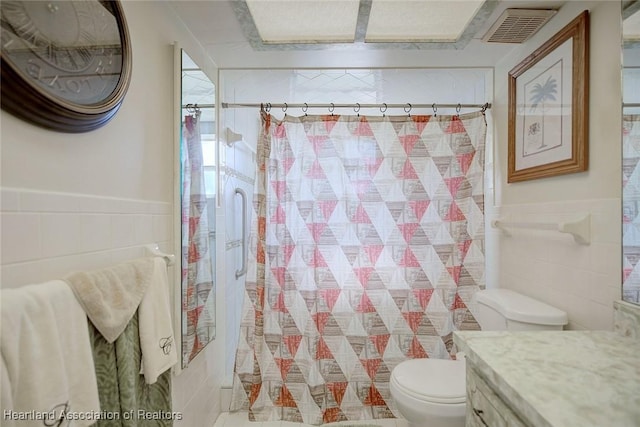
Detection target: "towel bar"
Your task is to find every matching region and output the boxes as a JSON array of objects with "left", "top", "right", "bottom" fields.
[
  {"left": 144, "top": 244, "right": 176, "bottom": 266},
  {"left": 491, "top": 214, "right": 590, "bottom": 245}
]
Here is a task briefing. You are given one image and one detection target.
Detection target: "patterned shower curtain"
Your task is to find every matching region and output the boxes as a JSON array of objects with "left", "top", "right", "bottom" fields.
[
  {"left": 181, "top": 111, "right": 216, "bottom": 367},
  {"left": 231, "top": 110, "right": 487, "bottom": 424},
  {"left": 623, "top": 114, "right": 640, "bottom": 300}
]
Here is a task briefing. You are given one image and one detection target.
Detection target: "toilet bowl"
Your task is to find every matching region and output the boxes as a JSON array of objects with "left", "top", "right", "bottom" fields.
[
  {"left": 390, "top": 358, "right": 466, "bottom": 427},
  {"left": 390, "top": 289, "right": 569, "bottom": 427}
]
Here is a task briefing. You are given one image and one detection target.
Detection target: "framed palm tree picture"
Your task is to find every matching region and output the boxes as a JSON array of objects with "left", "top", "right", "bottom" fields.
[{"left": 508, "top": 11, "right": 589, "bottom": 182}]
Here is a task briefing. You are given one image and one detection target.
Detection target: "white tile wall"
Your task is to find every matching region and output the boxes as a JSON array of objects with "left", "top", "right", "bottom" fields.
[
  {"left": 174, "top": 340, "right": 226, "bottom": 427},
  {"left": 0, "top": 187, "right": 222, "bottom": 422},
  {"left": 0, "top": 187, "right": 172, "bottom": 288},
  {"left": 491, "top": 198, "right": 621, "bottom": 330}
]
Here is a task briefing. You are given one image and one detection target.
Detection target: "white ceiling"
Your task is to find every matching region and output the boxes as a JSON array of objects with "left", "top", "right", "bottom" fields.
[{"left": 168, "top": 0, "right": 567, "bottom": 69}]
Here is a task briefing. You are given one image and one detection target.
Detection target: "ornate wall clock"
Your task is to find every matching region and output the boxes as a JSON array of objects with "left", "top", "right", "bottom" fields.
[{"left": 0, "top": 0, "right": 132, "bottom": 133}]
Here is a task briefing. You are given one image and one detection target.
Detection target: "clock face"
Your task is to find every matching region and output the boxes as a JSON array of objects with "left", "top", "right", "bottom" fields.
[
  {"left": 0, "top": 0, "right": 131, "bottom": 132},
  {"left": 1, "top": 0, "right": 123, "bottom": 105}
]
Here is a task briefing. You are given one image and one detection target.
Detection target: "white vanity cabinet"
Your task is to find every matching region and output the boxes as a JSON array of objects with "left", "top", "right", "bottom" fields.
[
  {"left": 465, "top": 366, "right": 527, "bottom": 427},
  {"left": 453, "top": 330, "right": 640, "bottom": 427}
]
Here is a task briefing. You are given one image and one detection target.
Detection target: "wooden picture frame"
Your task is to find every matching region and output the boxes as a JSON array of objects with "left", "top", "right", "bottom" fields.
[{"left": 508, "top": 11, "right": 589, "bottom": 183}]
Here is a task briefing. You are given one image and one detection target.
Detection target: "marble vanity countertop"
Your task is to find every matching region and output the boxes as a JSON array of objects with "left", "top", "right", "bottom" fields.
[{"left": 453, "top": 330, "right": 640, "bottom": 427}]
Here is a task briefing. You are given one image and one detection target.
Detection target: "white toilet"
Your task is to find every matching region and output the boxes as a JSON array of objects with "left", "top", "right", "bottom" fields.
[{"left": 390, "top": 289, "right": 568, "bottom": 427}]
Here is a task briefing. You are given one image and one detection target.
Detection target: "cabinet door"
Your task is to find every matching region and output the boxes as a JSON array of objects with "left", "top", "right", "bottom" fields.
[{"left": 466, "top": 367, "right": 528, "bottom": 427}]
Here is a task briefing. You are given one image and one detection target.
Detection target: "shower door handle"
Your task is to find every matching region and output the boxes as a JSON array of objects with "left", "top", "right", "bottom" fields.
[{"left": 235, "top": 187, "right": 247, "bottom": 279}]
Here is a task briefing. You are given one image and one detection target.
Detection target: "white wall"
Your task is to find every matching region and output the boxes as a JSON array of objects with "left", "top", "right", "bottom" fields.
[
  {"left": 0, "top": 2, "right": 225, "bottom": 426},
  {"left": 491, "top": 1, "right": 622, "bottom": 330}
]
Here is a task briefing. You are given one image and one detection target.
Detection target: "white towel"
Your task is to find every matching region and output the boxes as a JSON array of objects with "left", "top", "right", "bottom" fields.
[
  {"left": 0, "top": 280, "right": 100, "bottom": 427},
  {"left": 65, "top": 257, "right": 154, "bottom": 342},
  {"left": 139, "top": 257, "right": 178, "bottom": 384}
]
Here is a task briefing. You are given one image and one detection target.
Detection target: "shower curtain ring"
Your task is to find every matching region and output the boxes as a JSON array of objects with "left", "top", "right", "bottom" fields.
[
  {"left": 302, "top": 103, "right": 308, "bottom": 116},
  {"left": 432, "top": 103, "right": 437, "bottom": 117},
  {"left": 266, "top": 103, "right": 272, "bottom": 113},
  {"left": 380, "top": 103, "right": 387, "bottom": 116},
  {"left": 354, "top": 103, "right": 361, "bottom": 116},
  {"left": 282, "top": 103, "right": 288, "bottom": 116},
  {"left": 456, "top": 103, "right": 461, "bottom": 117},
  {"left": 404, "top": 103, "right": 412, "bottom": 117},
  {"left": 329, "top": 103, "right": 335, "bottom": 115}
]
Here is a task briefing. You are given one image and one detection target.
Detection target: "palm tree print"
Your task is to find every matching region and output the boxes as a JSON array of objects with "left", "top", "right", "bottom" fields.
[{"left": 529, "top": 75, "right": 558, "bottom": 149}]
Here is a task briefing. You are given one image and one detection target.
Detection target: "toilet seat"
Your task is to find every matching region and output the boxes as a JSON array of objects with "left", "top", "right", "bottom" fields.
[{"left": 391, "top": 358, "right": 466, "bottom": 404}]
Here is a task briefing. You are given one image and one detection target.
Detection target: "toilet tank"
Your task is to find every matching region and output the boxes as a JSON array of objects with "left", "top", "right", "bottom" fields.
[{"left": 475, "top": 289, "right": 568, "bottom": 331}]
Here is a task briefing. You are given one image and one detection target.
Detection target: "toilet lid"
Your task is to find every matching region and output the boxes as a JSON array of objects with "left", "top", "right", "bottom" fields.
[{"left": 392, "top": 358, "right": 466, "bottom": 404}]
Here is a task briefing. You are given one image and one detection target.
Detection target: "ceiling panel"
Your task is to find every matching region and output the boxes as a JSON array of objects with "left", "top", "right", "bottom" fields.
[
  {"left": 366, "top": 0, "right": 485, "bottom": 42},
  {"left": 245, "top": 0, "right": 360, "bottom": 43}
]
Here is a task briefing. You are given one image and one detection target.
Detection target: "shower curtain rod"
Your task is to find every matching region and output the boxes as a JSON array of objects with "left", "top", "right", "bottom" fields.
[
  {"left": 221, "top": 102, "right": 491, "bottom": 111},
  {"left": 182, "top": 104, "right": 214, "bottom": 109},
  {"left": 624, "top": 103, "right": 640, "bottom": 108}
]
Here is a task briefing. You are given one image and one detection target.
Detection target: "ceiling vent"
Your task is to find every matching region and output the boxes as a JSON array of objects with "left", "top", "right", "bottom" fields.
[{"left": 483, "top": 9, "right": 557, "bottom": 44}]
